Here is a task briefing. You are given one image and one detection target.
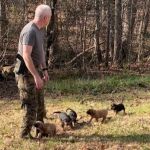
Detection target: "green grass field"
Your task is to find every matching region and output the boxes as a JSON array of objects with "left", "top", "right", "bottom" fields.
[
  {"left": 0, "top": 74, "right": 150, "bottom": 150},
  {"left": 46, "top": 73, "right": 150, "bottom": 95}
]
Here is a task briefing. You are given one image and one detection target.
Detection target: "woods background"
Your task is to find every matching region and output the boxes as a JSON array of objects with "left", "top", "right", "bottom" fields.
[{"left": 0, "top": 0, "right": 150, "bottom": 71}]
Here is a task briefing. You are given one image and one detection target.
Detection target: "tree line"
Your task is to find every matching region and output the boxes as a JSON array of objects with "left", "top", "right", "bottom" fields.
[{"left": 0, "top": 0, "right": 149, "bottom": 70}]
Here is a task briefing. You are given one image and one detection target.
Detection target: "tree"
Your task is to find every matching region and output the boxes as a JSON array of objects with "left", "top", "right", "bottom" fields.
[
  {"left": 46, "top": 0, "right": 58, "bottom": 67},
  {"left": 105, "top": 0, "right": 111, "bottom": 68},
  {"left": 143, "top": 0, "right": 150, "bottom": 35},
  {"left": 137, "top": 0, "right": 150, "bottom": 62},
  {"left": 0, "top": 0, "right": 7, "bottom": 51},
  {"left": 113, "top": 0, "right": 122, "bottom": 67},
  {"left": 95, "top": 0, "right": 102, "bottom": 65}
]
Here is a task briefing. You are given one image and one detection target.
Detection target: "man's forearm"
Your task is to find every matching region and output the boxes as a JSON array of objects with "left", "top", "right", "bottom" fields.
[{"left": 23, "top": 54, "right": 39, "bottom": 78}]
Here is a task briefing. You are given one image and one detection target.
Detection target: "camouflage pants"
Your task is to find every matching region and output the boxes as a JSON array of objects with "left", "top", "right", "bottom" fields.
[{"left": 15, "top": 72, "right": 46, "bottom": 134}]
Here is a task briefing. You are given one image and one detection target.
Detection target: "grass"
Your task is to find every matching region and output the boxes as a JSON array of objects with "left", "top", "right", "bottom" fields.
[
  {"left": 1, "top": 73, "right": 150, "bottom": 149},
  {"left": 1, "top": 89, "right": 150, "bottom": 149},
  {"left": 46, "top": 74, "right": 150, "bottom": 95}
]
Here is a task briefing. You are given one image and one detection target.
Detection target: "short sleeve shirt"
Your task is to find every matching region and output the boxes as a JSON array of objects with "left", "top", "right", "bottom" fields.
[{"left": 18, "top": 22, "right": 46, "bottom": 67}]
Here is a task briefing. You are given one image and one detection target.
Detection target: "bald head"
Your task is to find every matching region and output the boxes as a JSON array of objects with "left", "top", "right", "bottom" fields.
[{"left": 35, "top": 4, "right": 52, "bottom": 19}]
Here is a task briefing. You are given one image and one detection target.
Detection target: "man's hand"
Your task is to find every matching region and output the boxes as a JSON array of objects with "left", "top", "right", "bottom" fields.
[
  {"left": 43, "top": 70, "right": 49, "bottom": 82},
  {"left": 34, "top": 75, "right": 44, "bottom": 90}
]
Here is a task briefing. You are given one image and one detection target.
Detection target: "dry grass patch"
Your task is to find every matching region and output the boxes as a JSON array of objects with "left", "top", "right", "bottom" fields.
[{"left": 0, "top": 91, "right": 150, "bottom": 149}]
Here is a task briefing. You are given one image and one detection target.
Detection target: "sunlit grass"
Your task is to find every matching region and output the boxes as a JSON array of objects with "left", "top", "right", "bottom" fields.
[
  {"left": 46, "top": 74, "right": 150, "bottom": 95},
  {"left": 0, "top": 89, "right": 150, "bottom": 149}
]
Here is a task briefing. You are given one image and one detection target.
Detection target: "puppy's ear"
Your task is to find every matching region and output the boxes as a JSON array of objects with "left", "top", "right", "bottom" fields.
[
  {"left": 88, "top": 109, "right": 95, "bottom": 115},
  {"left": 111, "top": 104, "right": 116, "bottom": 110},
  {"left": 34, "top": 122, "right": 39, "bottom": 128},
  {"left": 34, "top": 121, "right": 43, "bottom": 128},
  {"left": 90, "top": 110, "right": 95, "bottom": 115},
  {"left": 86, "top": 109, "right": 91, "bottom": 114}
]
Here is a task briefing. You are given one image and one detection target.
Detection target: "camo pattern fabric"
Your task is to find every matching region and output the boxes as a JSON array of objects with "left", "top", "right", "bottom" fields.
[{"left": 15, "top": 71, "right": 46, "bottom": 134}]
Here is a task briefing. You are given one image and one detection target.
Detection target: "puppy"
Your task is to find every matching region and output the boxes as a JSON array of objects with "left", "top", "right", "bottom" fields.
[
  {"left": 86, "top": 109, "right": 108, "bottom": 123},
  {"left": 53, "top": 111, "right": 73, "bottom": 130},
  {"left": 66, "top": 108, "right": 77, "bottom": 126},
  {"left": 34, "top": 121, "right": 56, "bottom": 139},
  {"left": 111, "top": 103, "right": 125, "bottom": 114}
]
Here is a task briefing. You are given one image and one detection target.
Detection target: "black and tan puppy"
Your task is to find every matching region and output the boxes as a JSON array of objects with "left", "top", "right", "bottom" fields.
[
  {"left": 66, "top": 108, "right": 77, "bottom": 126},
  {"left": 34, "top": 121, "right": 56, "bottom": 139},
  {"left": 53, "top": 111, "right": 73, "bottom": 130},
  {"left": 86, "top": 109, "right": 108, "bottom": 123},
  {"left": 111, "top": 103, "right": 125, "bottom": 114}
]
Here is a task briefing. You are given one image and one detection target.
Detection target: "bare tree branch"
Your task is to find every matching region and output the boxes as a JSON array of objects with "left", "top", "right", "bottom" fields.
[{"left": 65, "top": 42, "right": 104, "bottom": 65}]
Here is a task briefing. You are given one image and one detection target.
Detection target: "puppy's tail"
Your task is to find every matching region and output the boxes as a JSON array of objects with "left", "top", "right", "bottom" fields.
[
  {"left": 53, "top": 111, "right": 62, "bottom": 114},
  {"left": 66, "top": 108, "right": 75, "bottom": 112},
  {"left": 121, "top": 96, "right": 125, "bottom": 103}
]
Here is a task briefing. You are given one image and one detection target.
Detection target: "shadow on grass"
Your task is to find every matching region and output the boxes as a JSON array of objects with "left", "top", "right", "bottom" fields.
[{"left": 48, "top": 133, "right": 150, "bottom": 144}]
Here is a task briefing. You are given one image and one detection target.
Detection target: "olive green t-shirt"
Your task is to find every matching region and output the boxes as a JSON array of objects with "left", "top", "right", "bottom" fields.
[{"left": 18, "top": 21, "right": 46, "bottom": 67}]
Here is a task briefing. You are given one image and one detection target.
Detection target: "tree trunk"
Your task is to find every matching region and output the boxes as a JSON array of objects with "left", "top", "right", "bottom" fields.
[
  {"left": 122, "top": 0, "right": 135, "bottom": 65},
  {"left": 95, "top": 0, "right": 102, "bottom": 64},
  {"left": 46, "top": 0, "right": 58, "bottom": 67},
  {"left": 0, "top": 0, "right": 7, "bottom": 51},
  {"left": 137, "top": 0, "right": 150, "bottom": 62},
  {"left": 82, "top": 0, "right": 88, "bottom": 70},
  {"left": 109, "top": 1, "right": 115, "bottom": 65},
  {"left": 105, "top": 0, "right": 110, "bottom": 68},
  {"left": 143, "top": 0, "right": 150, "bottom": 35},
  {"left": 113, "top": 0, "right": 122, "bottom": 67}
]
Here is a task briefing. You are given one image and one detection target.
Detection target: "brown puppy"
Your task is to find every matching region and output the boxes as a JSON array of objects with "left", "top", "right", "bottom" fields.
[
  {"left": 86, "top": 109, "right": 108, "bottom": 123},
  {"left": 34, "top": 121, "right": 56, "bottom": 139}
]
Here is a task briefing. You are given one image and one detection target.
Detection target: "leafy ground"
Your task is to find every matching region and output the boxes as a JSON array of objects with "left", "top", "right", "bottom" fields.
[{"left": 0, "top": 89, "right": 150, "bottom": 150}]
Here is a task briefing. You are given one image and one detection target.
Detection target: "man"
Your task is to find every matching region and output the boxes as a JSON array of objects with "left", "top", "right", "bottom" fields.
[{"left": 14, "top": 4, "right": 52, "bottom": 139}]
